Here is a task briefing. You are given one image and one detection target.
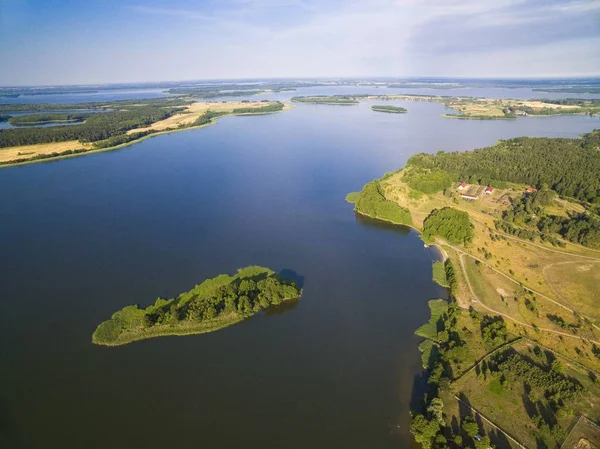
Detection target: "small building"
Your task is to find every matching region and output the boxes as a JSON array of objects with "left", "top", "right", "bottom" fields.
[
  {"left": 457, "top": 182, "right": 468, "bottom": 191},
  {"left": 525, "top": 187, "right": 538, "bottom": 194},
  {"left": 485, "top": 186, "right": 494, "bottom": 195},
  {"left": 460, "top": 193, "right": 478, "bottom": 200}
]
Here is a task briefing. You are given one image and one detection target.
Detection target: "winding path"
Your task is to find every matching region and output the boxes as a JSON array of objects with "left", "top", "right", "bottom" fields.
[{"left": 456, "top": 251, "right": 600, "bottom": 345}]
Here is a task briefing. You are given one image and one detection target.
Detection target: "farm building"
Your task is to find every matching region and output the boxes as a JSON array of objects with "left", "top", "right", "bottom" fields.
[
  {"left": 457, "top": 182, "right": 468, "bottom": 190},
  {"left": 525, "top": 187, "right": 538, "bottom": 194},
  {"left": 485, "top": 186, "right": 494, "bottom": 194}
]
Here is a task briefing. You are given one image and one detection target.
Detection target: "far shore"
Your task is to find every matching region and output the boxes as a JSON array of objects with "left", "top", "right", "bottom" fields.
[{"left": 0, "top": 101, "right": 291, "bottom": 168}]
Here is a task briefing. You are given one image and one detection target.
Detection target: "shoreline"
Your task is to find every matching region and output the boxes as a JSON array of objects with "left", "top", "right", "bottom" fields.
[{"left": 0, "top": 105, "right": 290, "bottom": 168}]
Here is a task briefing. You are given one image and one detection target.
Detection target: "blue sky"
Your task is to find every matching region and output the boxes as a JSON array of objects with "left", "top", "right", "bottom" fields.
[{"left": 1, "top": 0, "right": 599, "bottom": 85}]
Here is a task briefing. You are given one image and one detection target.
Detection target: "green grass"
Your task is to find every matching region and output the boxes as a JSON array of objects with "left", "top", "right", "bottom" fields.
[
  {"left": 432, "top": 261, "right": 450, "bottom": 287},
  {"left": 488, "top": 378, "right": 505, "bottom": 396},
  {"left": 345, "top": 192, "right": 359, "bottom": 203},
  {"left": 415, "top": 299, "right": 449, "bottom": 341}
]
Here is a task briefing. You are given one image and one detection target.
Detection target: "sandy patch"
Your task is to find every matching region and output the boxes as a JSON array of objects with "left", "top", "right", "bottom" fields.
[{"left": 496, "top": 288, "right": 510, "bottom": 297}]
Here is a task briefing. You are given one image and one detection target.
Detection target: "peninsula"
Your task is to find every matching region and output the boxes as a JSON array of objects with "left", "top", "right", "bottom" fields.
[
  {"left": 348, "top": 130, "right": 600, "bottom": 449},
  {"left": 92, "top": 266, "right": 302, "bottom": 346},
  {"left": 0, "top": 99, "right": 287, "bottom": 166}
]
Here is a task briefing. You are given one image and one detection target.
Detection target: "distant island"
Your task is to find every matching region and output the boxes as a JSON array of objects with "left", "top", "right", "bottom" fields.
[
  {"left": 0, "top": 99, "right": 288, "bottom": 167},
  {"left": 371, "top": 105, "right": 407, "bottom": 114},
  {"left": 291, "top": 95, "right": 359, "bottom": 105},
  {"left": 348, "top": 130, "right": 600, "bottom": 449},
  {"left": 92, "top": 266, "right": 302, "bottom": 346},
  {"left": 290, "top": 94, "right": 600, "bottom": 119},
  {"left": 9, "top": 113, "right": 91, "bottom": 126}
]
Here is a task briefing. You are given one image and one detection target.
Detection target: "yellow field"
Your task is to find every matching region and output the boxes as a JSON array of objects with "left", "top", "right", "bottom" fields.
[
  {"left": 0, "top": 100, "right": 288, "bottom": 166},
  {"left": 0, "top": 140, "right": 91, "bottom": 163},
  {"left": 127, "top": 101, "right": 287, "bottom": 134}
]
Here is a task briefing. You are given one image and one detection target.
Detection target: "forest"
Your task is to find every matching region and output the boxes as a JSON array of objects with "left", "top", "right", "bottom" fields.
[
  {"left": 0, "top": 97, "right": 190, "bottom": 113},
  {"left": 92, "top": 266, "right": 302, "bottom": 346},
  {"left": 0, "top": 104, "right": 185, "bottom": 147},
  {"left": 406, "top": 131, "right": 600, "bottom": 203}
]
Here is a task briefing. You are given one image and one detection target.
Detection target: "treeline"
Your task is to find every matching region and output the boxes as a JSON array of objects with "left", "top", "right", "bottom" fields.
[
  {"left": 423, "top": 207, "right": 474, "bottom": 246},
  {"left": 0, "top": 97, "right": 190, "bottom": 113},
  {"left": 0, "top": 105, "right": 184, "bottom": 147},
  {"left": 491, "top": 350, "right": 583, "bottom": 413},
  {"left": 9, "top": 112, "right": 92, "bottom": 126},
  {"left": 168, "top": 89, "right": 264, "bottom": 98},
  {"left": 533, "top": 87, "right": 600, "bottom": 94},
  {"left": 352, "top": 180, "right": 412, "bottom": 225},
  {"left": 233, "top": 101, "right": 284, "bottom": 114},
  {"left": 539, "top": 98, "right": 600, "bottom": 106},
  {"left": 407, "top": 131, "right": 600, "bottom": 203},
  {"left": 92, "top": 266, "right": 301, "bottom": 346},
  {"left": 0, "top": 115, "right": 10, "bottom": 122}
]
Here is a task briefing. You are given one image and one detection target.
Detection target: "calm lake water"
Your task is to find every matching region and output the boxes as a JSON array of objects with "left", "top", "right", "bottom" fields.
[{"left": 0, "top": 99, "right": 598, "bottom": 449}]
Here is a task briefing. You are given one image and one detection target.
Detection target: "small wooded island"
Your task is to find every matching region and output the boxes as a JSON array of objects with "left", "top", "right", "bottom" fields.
[
  {"left": 371, "top": 105, "right": 407, "bottom": 113},
  {"left": 92, "top": 266, "right": 302, "bottom": 346}
]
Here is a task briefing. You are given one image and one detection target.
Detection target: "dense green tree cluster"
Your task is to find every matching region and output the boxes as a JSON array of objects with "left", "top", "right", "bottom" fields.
[
  {"left": 352, "top": 180, "right": 412, "bottom": 225},
  {"left": 232, "top": 101, "right": 284, "bottom": 114},
  {"left": 539, "top": 213, "right": 600, "bottom": 248},
  {"left": 503, "top": 188, "right": 556, "bottom": 226},
  {"left": 480, "top": 315, "right": 508, "bottom": 346},
  {"left": 92, "top": 267, "right": 301, "bottom": 346},
  {"left": 423, "top": 207, "right": 474, "bottom": 246},
  {"left": 8, "top": 112, "right": 92, "bottom": 126},
  {"left": 0, "top": 105, "right": 184, "bottom": 147},
  {"left": 407, "top": 131, "right": 600, "bottom": 203},
  {"left": 404, "top": 168, "right": 453, "bottom": 194},
  {"left": 491, "top": 351, "right": 583, "bottom": 406}
]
